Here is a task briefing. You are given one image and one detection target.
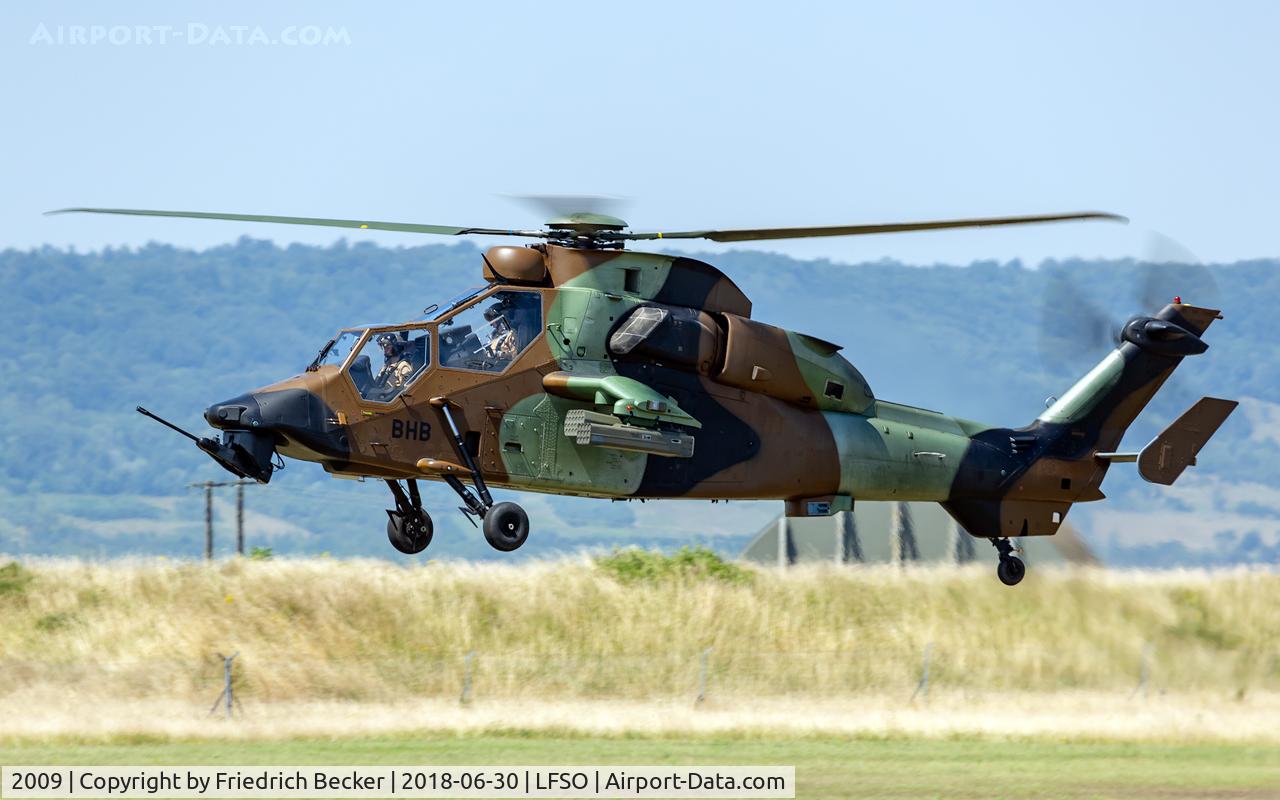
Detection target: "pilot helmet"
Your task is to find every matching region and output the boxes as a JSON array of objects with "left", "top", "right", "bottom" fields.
[
  {"left": 376, "top": 332, "right": 405, "bottom": 353},
  {"left": 483, "top": 302, "right": 506, "bottom": 322}
]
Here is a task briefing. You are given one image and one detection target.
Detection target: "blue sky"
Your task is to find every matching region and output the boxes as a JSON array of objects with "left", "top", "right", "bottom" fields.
[{"left": 3, "top": 1, "right": 1277, "bottom": 265}]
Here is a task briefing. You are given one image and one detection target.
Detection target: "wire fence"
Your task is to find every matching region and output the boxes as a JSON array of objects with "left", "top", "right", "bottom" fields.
[{"left": 3, "top": 641, "right": 1278, "bottom": 712}]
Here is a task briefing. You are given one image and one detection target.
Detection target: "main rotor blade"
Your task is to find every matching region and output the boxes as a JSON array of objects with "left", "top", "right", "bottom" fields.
[
  {"left": 45, "top": 207, "right": 544, "bottom": 238},
  {"left": 617, "top": 211, "right": 1127, "bottom": 243}
]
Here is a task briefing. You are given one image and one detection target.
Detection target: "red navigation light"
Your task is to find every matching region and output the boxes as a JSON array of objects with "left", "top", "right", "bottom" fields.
[{"left": 1173, "top": 295, "right": 1182, "bottom": 304}]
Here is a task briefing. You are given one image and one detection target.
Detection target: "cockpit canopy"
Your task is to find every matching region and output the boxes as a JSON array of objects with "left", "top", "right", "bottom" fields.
[
  {"left": 305, "top": 287, "right": 545, "bottom": 404},
  {"left": 349, "top": 327, "right": 431, "bottom": 403},
  {"left": 437, "top": 289, "right": 541, "bottom": 372},
  {"left": 308, "top": 325, "right": 431, "bottom": 404}
]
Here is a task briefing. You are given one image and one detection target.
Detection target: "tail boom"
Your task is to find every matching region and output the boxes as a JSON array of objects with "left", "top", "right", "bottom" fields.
[{"left": 942, "top": 302, "right": 1230, "bottom": 538}]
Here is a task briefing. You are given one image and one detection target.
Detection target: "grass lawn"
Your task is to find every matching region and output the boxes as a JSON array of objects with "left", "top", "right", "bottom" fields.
[{"left": 3, "top": 734, "right": 1277, "bottom": 799}]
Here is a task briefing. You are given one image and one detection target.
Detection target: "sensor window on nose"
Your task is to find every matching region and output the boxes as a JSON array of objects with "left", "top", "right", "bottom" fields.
[{"left": 217, "top": 406, "right": 245, "bottom": 424}]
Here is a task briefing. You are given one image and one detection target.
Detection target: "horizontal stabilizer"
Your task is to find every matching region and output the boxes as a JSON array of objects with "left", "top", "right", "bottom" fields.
[{"left": 1137, "top": 397, "right": 1238, "bottom": 485}]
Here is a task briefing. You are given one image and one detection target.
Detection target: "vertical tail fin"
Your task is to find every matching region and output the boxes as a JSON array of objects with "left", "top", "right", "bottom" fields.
[{"left": 1037, "top": 303, "right": 1220, "bottom": 452}]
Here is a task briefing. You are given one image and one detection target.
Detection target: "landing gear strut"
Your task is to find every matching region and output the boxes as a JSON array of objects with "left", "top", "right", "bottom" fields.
[
  {"left": 434, "top": 398, "right": 531, "bottom": 552},
  {"left": 991, "top": 537, "right": 1025, "bottom": 586},
  {"left": 385, "top": 478, "right": 433, "bottom": 554}
]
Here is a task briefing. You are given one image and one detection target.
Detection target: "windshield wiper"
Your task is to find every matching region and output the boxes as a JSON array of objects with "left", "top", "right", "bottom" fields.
[{"left": 307, "top": 337, "right": 337, "bottom": 372}]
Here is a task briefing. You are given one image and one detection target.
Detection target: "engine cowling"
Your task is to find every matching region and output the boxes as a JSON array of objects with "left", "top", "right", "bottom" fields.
[
  {"left": 715, "top": 313, "right": 873, "bottom": 413},
  {"left": 607, "top": 304, "right": 874, "bottom": 413}
]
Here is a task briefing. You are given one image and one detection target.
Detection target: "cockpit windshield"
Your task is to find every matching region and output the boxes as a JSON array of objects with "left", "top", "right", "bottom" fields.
[{"left": 307, "top": 329, "right": 362, "bottom": 371}]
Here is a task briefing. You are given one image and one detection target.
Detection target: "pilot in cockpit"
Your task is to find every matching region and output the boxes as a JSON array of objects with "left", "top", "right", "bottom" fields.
[
  {"left": 373, "top": 333, "right": 415, "bottom": 391},
  {"left": 482, "top": 302, "right": 519, "bottom": 361}
]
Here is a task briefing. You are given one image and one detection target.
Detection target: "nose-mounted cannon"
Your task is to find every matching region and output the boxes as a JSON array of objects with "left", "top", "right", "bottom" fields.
[
  {"left": 138, "top": 384, "right": 346, "bottom": 484},
  {"left": 201, "top": 391, "right": 320, "bottom": 484},
  {"left": 137, "top": 404, "right": 278, "bottom": 483}
]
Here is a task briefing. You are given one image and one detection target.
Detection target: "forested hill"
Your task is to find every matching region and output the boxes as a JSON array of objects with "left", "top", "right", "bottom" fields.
[{"left": 1, "top": 239, "right": 1277, "bottom": 565}]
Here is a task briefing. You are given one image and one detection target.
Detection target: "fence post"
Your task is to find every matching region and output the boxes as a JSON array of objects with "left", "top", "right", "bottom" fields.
[
  {"left": 204, "top": 483, "right": 214, "bottom": 561},
  {"left": 460, "top": 651, "right": 476, "bottom": 705},
  {"left": 236, "top": 481, "right": 246, "bottom": 556},
  {"left": 208, "top": 651, "right": 239, "bottom": 719},
  {"left": 776, "top": 517, "right": 791, "bottom": 569},
  {"left": 910, "top": 643, "right": 934, "bottom": 703},
  {"left": 696, "top": 647, "right": 713, "bottom": 705},
  {"left": 1130, "top": 642, "right": 1154, "bottom": 699}
]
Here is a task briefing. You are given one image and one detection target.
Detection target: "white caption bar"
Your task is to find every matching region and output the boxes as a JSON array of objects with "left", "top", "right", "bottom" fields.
[{"left": 2, "top": 767, "right": 795, "bottom": 799}]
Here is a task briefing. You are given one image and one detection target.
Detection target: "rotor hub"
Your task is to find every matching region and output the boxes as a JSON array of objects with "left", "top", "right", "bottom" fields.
[{"left": 543, "top": 212, "right": 629, "bottom": 248}]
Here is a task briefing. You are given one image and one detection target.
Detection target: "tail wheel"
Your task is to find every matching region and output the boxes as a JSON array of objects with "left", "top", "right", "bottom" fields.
[
  {"left": 387, "top": 510, "right": 433, "bottom": 554},
  {"left": 482, "top": 501, "right": 529, "bottom": 552}
]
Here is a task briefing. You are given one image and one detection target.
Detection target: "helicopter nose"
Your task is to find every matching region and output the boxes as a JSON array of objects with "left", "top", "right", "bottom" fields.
[
  {"left": 204, "top": 386, "right": 349, "bottom": 463},
  {"left": 205, "top": 393, "right": 263, "bottom": 430},
  {"left": 200, "top": 387, "right": 345, "bottom": 480},
  {"left": 205, "top": 388, "right": 320, "bottom": 432}
]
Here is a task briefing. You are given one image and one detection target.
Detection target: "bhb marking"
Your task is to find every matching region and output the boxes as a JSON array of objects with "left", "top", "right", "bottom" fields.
[{"left": 391, "top": 419, "right": 431, "bottom": 441}]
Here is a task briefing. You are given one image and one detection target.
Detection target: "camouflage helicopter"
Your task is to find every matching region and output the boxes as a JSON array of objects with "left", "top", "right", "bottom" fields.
[{"left": 53, "top": 205, "right": 1237, "bottom": 584}]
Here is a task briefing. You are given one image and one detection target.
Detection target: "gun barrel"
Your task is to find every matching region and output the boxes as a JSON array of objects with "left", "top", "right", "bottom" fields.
[{"left": 136, "top": 406, "right": 201, "bottom": 443}]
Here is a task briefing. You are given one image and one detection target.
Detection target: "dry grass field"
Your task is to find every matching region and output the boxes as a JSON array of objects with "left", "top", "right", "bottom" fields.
[
  {"left": 0, "top": 555, "right": 1277, "bottom": 744},
  {"left": 3, "top": 556, "right": 1279, "bottom": 798}
]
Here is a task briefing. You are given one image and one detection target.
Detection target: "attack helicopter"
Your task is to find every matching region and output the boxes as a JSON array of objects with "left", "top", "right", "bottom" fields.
[{"left": 52, "top": 205, "right": 1237, "bottom": 584}]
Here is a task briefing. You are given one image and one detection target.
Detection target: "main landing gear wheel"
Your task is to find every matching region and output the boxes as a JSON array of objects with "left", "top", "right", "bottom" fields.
[
  {"left": 990, "top": 537, "right": 1025, "bottom": 586},
  {"left": 384, "top": 478, "right": 433, "bottom": 555},
  {"left": 430, "top": 400, "right": 531, "bottom": 554},
  {"left": 387, "top": 510, "right": 433, "bottom": 554},
  {"left": 997, "top": 555, "right": 1026, "bottom": 586},
  {"left": 482, "top": 501, "right": 530, "bottom": 552}
]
